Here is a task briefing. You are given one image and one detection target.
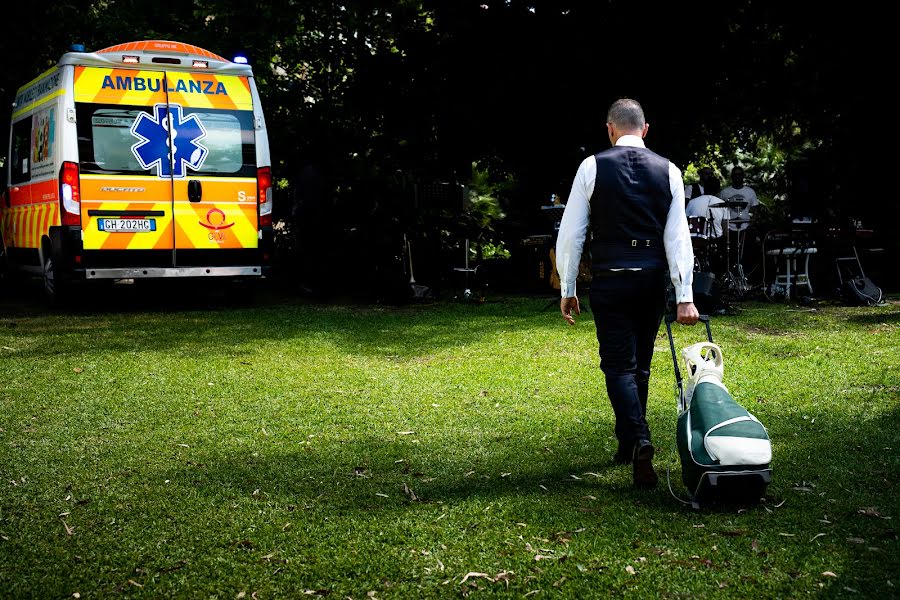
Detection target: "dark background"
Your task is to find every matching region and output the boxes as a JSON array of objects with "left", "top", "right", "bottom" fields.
[{"left": 1, "top": 1, "right": 893, "bottom": 299}]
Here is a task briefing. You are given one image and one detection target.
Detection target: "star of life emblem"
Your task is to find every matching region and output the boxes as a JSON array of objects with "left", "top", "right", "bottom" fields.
[{"left": 130, "top": 104, "right": 208, "bottom": 178}]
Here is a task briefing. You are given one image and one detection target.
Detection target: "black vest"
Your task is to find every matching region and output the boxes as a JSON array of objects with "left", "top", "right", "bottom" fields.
[{"left": 589, "top": 145, "right": 671, "bottom": 271}]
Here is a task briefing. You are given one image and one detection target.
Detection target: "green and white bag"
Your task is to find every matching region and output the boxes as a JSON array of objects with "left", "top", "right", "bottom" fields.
[{"left": 665, "top": 317, "right": 772, "bottom": 508}]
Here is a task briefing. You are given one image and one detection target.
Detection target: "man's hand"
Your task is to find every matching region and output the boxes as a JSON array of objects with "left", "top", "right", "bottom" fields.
[
  {"left": 676, "top": 301, "right": 700, "bottom": 325},
  {"left": 561, "top": 296, "right": 581, "bottom": 325}
]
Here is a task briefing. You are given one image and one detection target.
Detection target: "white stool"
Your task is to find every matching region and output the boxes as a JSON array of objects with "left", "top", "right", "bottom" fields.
[{"left": 766, "top": 247, "right": 817, "bottom": 300}]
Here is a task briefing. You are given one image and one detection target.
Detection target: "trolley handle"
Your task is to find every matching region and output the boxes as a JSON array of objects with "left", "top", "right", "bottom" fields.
[{"left": 664, "top": 314, "right": 713, "bottom": 387}]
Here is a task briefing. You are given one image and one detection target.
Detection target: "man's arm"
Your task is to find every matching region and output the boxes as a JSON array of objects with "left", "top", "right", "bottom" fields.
[
  {"left": 664, "top": 163, "right": 699, "bottom": 325},
  {"left": 556, "top": 156, "right": 594, "bottom": 324}
]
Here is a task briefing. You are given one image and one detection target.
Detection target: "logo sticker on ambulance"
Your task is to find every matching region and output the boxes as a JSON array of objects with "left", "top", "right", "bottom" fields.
[{"left": 130, "top": 103, "right": 208, "bottom": 178}]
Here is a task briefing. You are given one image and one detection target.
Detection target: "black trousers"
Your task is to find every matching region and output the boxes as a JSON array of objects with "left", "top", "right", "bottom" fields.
[{"left": 589, "top": 270, "right": 667, "bottom": 449}]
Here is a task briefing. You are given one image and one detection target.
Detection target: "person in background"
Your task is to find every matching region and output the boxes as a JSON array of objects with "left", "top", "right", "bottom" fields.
[
  {"left": 720, "top": 166, "right": 759, "bottom": 231},
  {"left": 685, "top": 166, "right": 714, "bottom": 201},
  {"left": 686, "top": 177, "right": 727, "bottom": 239},
  {"left": 556, "top": 98, "right": 699, "bottom": 490}
]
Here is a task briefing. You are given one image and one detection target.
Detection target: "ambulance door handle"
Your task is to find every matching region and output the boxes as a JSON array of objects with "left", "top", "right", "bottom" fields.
[{"left": 188, "top": 179, "right": 202, "bottom": 203}]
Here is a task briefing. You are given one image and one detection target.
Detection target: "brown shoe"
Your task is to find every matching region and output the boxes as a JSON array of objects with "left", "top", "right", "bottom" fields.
[{"left": 632, "top": 440, "right": 658, "bottom": 489}]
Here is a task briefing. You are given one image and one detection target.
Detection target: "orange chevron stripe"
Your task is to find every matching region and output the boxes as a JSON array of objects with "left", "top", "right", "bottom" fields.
[{"left": 15, "top": 209, "right": 25, "bottom": 247}]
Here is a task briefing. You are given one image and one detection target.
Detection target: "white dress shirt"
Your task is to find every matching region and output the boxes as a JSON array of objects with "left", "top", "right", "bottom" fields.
[{"left": 555, "top": 135, "right": 694, "bottom": 303}]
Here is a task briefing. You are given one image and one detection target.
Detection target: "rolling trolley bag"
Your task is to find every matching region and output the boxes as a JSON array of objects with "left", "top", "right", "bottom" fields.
[{"left": 664, "top": 315, "right": 772, "bottom": 508}]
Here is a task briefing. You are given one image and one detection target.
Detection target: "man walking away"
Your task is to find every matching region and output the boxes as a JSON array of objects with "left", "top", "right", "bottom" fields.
[{"left": 556, "top": 98, "right": 699, "bottom": 489}]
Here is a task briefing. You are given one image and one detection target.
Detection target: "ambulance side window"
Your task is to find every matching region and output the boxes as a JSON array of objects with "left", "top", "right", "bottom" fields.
[{"left": 10, "top": 118, "right": 32, "bottom": 185}]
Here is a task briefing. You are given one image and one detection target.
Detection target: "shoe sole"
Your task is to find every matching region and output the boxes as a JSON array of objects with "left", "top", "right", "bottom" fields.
[{"left": 633, "top": 444, "right": 658, "bottom": 489}]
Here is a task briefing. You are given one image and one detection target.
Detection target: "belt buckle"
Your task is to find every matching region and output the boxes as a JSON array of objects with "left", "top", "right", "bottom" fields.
[{"left": 631, "top": 240, "right": 637, "bottom": 247}]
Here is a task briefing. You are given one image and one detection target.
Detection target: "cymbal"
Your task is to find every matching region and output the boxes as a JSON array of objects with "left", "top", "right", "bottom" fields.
[{"left": 708, "top": 200, "right": 749, "bottom": 208}]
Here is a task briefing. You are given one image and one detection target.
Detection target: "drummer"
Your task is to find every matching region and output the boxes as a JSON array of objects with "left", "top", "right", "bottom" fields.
[
  {"left": 686, "top": 177, "right": 727, "bottom": 239},
  {"left": 720, "top": 166, "right": 759, "bottom": 232}
]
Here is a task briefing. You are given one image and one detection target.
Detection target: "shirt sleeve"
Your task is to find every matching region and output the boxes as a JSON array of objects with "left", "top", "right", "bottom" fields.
[
  {"left": 555, "top": 156, "right": 594, "bottom": 298},
  {"left": 664, "top": 162, "right": 694, "bottom": 303}
]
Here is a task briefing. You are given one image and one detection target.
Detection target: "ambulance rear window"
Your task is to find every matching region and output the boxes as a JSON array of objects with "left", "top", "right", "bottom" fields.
[{"left": 76, "top": 103, "right": 255, "bottom": 177}]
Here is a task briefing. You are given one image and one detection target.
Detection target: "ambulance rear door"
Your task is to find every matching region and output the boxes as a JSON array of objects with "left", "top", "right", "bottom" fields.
[{"left": 73, "top": 67, "right": 258, "bottom": 267}]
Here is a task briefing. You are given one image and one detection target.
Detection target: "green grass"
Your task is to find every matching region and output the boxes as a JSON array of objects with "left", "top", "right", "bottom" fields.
[{"left": 1, "top": 288, "right": 898, "bottom": 598}]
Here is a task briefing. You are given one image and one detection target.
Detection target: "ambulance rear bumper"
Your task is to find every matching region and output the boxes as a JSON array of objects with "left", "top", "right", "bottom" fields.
[{"left": 84, "top": 266, "right": 264, "bottom": 279}]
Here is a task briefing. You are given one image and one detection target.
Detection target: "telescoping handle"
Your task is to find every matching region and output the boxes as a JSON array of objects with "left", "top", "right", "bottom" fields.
[{"left": 664, "top": 314, "right": 712, "bottom": 386}]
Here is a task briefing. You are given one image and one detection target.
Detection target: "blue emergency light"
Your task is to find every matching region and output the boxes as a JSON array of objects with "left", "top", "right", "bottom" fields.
[
  {"left": 233, "top": 55, "right": 249, "bottom": 64},
  {"left": 70, "top": 43, "right": 86, "bottom": 52}
]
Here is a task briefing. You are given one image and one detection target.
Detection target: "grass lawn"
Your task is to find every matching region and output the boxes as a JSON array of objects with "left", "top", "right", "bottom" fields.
[{"left": 1, "top": 285, "right": 898, "bottom": 598}]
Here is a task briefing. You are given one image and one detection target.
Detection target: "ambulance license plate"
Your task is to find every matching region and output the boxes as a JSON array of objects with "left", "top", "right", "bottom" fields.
[{"left": 98, "top": 219, "right": 156, "bottom": 233}]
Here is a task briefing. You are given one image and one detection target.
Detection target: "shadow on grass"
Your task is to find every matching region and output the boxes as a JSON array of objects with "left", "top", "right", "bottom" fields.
[
  {"left": 0, "top": 281, "right": 558, "bottom": 360},
  {"left": 164, "top": 425, "right": 747, "bottom": 521}
]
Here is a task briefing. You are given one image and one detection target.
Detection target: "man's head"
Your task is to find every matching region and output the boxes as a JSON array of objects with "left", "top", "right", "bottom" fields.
[
  {"left": 730, "top": 166, "right": 746, "bottom": 188},
  {"left": 607, "top": 98, "right": 649, "bottom": 144}
]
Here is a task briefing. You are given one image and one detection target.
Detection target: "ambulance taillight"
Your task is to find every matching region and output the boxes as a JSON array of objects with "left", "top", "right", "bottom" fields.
[
  {"left": 258, "top": 167, "right": 273, "bottom": 228},
  {"left": 60, "top": 161, "right": 81, "bottom": 226}
]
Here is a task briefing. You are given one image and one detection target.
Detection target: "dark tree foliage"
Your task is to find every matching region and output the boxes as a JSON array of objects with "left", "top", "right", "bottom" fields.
[{"left": 1, "top": 0, "right": 892, "bottom": 296}]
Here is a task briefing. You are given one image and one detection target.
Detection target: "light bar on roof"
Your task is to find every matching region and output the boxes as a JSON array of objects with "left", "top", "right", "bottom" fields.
[
  {"left": 122, "top": 55, "right": 140, "bottom": 64},
  {"left": 233, "top": 55, "right": 249, "bottom": 64}
]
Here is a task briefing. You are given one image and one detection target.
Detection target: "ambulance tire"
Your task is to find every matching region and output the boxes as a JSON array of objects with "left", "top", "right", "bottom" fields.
[{"left": 41, "top": 240, "right": 72, "bottom": 307}]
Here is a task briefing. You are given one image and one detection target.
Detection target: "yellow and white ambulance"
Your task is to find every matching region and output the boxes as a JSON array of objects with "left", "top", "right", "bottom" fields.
[{"left": 1, "top": 40, "right": 273, "bottom": 300}]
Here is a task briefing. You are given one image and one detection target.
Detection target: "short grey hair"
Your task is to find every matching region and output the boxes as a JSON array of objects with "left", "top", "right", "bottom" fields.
[{"left": 607, "top": 98, "right": 646, "bottom": 131}]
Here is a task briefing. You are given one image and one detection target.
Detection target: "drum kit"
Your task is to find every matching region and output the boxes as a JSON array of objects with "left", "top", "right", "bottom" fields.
[{"left": 688, "top": 199, "right": 751, "bottom": 295}]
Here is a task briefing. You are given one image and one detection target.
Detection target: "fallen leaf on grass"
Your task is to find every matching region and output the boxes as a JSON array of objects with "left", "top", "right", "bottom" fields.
[
  {"left": 282, "top": 523, "right": 291, "bottom": 531},
  {"left": 822, "top": 571, "right": 838, "bottom": 577},
  {"left": 810, "top": 533, "right": 826, "bottom": 542},
  {"left": 570, "top": 474, "right": 582, "bottom": 480},
  {"left": 403, "top": 483, "right": 418, "bottom": 501},
  {"left": 59, "top": 512, "right": 70, "bottom": 518},
  {"left": 237, "top": 593, "right": 246, "bottom": 599},
  {"left": 847, "top": 537, "right": 865, "bottom": 544},
  {"left": 779, "top": 533, "right": 795, "bottom": 537},
  {"left": 751, "top": 539, "right": 759, "bottom": 551},
  {"left": 524, "top": 590, "right": 540, "bottom": 597},
  {"left": 859, "top": 507, "right": 882, "bottom": 518},
  {"left": 128, "top": 580, "right": 143, "bottom": 588},
  {"left": 501, "top": 472, "right": 511, "bottom": 478},
  {"left": 73, "top": 368, "right": 83, "bottom": 373},
  {"left": 62, "top": 521, "right": 74, "bottom": 535},
  {"left": 396, "top": 431, "right": 416, "bottom": 435},
  {"left": 625, "top": 565, "right": 636, "bottom": 575},
  {"left": 460, "top": 572, "right": 493, "bottom": 584},
  {"left": 375, "top": 493, "right": 389, "bottom": 498}
]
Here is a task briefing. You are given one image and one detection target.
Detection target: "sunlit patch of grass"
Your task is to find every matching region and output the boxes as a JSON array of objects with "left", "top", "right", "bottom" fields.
[{"left": 1, "top": 293, "right": 897, "bottom": 597}]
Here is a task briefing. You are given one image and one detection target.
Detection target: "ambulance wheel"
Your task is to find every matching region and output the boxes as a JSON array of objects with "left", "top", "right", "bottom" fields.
[{"left": 42, "top": 243, "right": 71, "bottom": 306}]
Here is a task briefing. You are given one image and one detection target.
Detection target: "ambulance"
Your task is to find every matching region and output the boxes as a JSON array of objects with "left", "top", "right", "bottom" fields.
[{"left": 1, "top": 40, "right": 273, "bottom": 301}]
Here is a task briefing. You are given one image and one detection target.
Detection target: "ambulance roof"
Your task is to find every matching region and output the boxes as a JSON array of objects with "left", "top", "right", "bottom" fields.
[{"left": 58, "top": 40, "right": 252, "bottom": 76}]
